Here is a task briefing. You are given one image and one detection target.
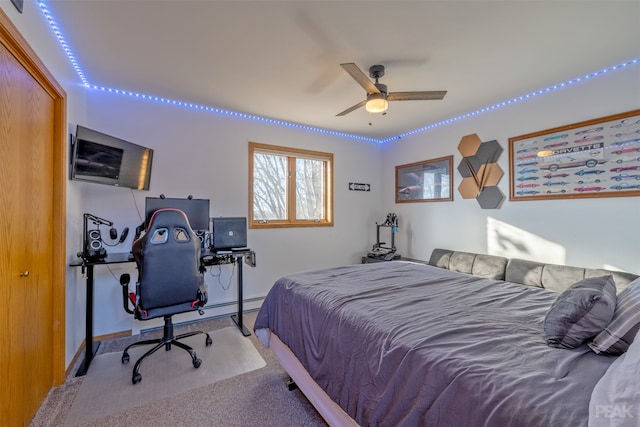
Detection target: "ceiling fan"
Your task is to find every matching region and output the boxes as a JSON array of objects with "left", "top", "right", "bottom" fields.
[{"left": 336, "top": 63, "right": 447, "bottom": 116}]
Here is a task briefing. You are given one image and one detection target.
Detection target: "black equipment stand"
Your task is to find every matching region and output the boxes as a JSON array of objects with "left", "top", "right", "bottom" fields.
[
  {"left": 201, "top": 249, "right": 256, "bottom": 337},
  {"left": 70, "top": 252, "right": 133, "bottom": 376},
  {"left": 367, "top": 213, "right": 400, "bottom": 260}
]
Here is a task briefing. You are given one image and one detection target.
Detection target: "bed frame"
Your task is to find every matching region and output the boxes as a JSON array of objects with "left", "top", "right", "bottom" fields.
[{"left": 269, "top": 332, "right": 358, "bottom": 426}]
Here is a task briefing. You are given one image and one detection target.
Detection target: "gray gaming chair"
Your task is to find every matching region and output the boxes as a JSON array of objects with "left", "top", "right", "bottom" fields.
[{"left": 121, "top": 208, "right": 211, "bottom": 384}]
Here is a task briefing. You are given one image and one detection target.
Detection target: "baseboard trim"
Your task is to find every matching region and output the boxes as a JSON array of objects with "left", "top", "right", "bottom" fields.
[
  {"left": 140, "top": 304, "right": 263, "bottom": 334},
  {"left": 65, "top": 344, "right": 83, "bottom": 378},
  {"left": 98, "top": 329, "right": 133, "bottom": 341},
  {"left": 202, "top": 296, "right": 264, "bottom": 311}
]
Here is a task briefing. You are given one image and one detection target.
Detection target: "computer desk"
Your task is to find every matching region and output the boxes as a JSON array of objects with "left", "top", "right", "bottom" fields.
[{"left": 70, "top": 248, "right": 255, "bottom": 376}]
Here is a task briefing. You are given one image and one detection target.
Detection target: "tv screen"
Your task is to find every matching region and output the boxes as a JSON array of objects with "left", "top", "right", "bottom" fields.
[
  {"left": 145, "top": 197, "right": 210, "bottom": 231},
  {"left": 71, "top": 125, "right": 153, "bottom": 190}
]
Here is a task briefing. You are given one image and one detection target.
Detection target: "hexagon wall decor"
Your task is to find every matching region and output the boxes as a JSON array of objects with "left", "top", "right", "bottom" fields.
[{"left": 457, "top": 134, "right": 505, "bottom": 209}]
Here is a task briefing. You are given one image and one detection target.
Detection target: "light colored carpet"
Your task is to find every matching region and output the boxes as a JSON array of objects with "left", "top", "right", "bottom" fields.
[{"left": 64, "top": 327, "right": 265, "bottom": 426}]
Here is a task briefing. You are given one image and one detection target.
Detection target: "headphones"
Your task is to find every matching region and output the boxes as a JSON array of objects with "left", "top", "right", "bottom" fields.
[{"left": 103, "top": 226, "right": 130, "bottom": 246}]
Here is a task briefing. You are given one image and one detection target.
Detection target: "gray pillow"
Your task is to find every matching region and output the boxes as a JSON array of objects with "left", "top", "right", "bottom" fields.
[
  {"left": 544, "top": 275, "right": 616, "bottom": 349},
  {"left": 589, "top": 277, "right": 640, "bottom": 355}
]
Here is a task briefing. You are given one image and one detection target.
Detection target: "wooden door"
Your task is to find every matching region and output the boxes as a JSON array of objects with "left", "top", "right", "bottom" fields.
[{"left": 0, "top": 10, "right": 66, "bottom": 426}]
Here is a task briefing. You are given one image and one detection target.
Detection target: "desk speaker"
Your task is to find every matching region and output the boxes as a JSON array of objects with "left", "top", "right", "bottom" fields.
[
  {"left": 85, "top": 229, "right": 106, "bottom": 260},
  {"left": 195, "top": 230, "right": 208, "bottom": 249}
]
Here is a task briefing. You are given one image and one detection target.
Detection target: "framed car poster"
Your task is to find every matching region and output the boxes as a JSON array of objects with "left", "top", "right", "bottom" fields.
[{"left": 509, "top": 109, "right": 640, "bottom": 201}]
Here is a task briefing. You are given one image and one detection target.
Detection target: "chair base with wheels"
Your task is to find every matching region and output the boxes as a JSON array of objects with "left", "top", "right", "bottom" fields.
[{"left": 121, "top": 314, "right": 213, "bottom": 384}]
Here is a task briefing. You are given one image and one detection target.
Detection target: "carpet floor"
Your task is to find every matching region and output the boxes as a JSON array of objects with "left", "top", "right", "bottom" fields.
[{"left": 30, "top": 310, "right": 328, "bottom": 427}]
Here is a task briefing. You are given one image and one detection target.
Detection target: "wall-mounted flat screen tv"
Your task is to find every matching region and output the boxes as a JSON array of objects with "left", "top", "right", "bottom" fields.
[{"left": 71, "top": 125, "right": 154, "bottom": 190}]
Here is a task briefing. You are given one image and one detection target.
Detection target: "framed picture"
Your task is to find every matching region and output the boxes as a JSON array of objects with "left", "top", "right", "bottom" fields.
[
  {"left": 396, "top": 155, "right": 453, "bottom": 203},
  {"left": 509, "top": 109, "right": 640, "bottom": 201}
]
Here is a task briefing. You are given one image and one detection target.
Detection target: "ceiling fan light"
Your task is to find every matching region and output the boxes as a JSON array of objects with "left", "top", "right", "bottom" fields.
[{"left": 366, "top": 95, "right": 388, "bottom": 113}]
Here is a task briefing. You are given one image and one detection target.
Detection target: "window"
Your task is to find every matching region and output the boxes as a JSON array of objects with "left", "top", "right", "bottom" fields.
[{"left": 249, "top": 142, "right": 333, "bottom": 228}]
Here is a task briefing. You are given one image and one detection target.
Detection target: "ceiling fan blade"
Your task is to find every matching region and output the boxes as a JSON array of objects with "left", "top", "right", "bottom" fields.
[
  {"left": 336, "top": 100, "right": 367, "bottom": 116},
  {"left": 340, "top": 63, "right": 380, "bottom": 94},
  {"left": 388, "top": 91, "right": 447, "bottom": 101}
]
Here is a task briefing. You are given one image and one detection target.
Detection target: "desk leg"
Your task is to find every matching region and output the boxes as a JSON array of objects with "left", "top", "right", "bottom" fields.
[
  {"left": 75, "top": 265, "right": 100, "bottom": 376},
  {"left": 231, "top": 256, "right": 251, "bottom": 337}
]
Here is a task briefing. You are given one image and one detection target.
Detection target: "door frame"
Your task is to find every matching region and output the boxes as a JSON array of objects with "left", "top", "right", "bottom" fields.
[{"left": 0, "top": 8, "right": 67, "bottom": 386}]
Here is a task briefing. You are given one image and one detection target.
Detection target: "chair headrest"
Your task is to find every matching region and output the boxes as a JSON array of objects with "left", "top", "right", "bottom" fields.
[{"left": 147, "top": 208, "right": 192, "bottom": 231}]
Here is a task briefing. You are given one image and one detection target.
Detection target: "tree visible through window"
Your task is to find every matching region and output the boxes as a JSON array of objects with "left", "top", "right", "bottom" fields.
[
  {"left": 249, "top": 142, "right": 333, "bottom": 228},
  {"left": 252, "top": 152, "right": 287, "bottom": 220}
]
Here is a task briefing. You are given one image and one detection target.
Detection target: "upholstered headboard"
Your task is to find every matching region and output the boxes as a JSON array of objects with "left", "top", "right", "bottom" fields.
[
  {"left": 428, "top": 249, "right": 508, "bottom": 281},
  {"left": 428, "top": 248, "right": 638, "bottom": 293}
]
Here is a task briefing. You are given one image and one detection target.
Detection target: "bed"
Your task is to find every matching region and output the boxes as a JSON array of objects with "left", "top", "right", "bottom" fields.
[{"left": 254, "top": 251, "right": 640, "bottom": 426}]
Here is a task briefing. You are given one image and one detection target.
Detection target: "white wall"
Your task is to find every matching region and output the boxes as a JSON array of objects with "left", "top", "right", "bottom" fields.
[
  {"left": 74, "top": 90, "right": 383, "bottom": 337},
  {"left": 382, "top": 64, "right": 640, "bottom": 274}
]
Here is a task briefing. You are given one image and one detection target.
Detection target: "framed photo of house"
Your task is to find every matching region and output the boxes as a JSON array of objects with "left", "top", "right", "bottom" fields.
[
  {"left": 509, "top": 109, "right": 640, "bottom": 201},
  {"left": 396, "top": 156, "right": 453, "bottom": 203}
]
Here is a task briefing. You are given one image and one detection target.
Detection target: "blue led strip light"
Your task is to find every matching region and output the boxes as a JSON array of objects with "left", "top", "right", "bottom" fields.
[
  {"left": 384, "top": 58, "right": 640, "bottom": 144},
  {"left": 88, "top": 85, "right": 380, "bottom": 143},
  {"left": 38, "top": 0, "right": 638, "bottom": 145},
  {"left": 38, "top": 1, "right": 88, "bottom": 87}
]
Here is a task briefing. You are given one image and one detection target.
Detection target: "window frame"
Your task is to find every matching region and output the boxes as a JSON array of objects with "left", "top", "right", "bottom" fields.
[{"left": 249, "top": 141, "right": 333, "bottom": 229}]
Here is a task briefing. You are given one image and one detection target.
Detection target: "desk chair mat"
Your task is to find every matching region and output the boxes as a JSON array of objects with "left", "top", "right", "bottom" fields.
[{"left": 64, "top": 327, "right": 265, "bottom": 426}]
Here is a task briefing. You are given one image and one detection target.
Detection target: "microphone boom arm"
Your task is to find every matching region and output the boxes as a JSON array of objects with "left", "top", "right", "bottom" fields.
[{"left": 83, "top": 213, "right": 113, "bottom": 227}]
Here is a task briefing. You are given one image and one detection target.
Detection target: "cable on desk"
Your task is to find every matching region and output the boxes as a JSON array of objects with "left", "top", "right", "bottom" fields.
[{"left": 208, "top": 262, "right": 235, "bottom": 291}]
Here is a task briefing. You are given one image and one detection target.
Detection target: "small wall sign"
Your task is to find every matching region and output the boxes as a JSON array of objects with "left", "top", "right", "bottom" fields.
[{"left": 349, "top": 182, "right": 370, "bottom": 191}]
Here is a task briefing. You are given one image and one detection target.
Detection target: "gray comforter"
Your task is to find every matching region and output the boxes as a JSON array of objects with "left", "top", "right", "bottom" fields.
[{"left": 254, "top": 261, "right": 617, "bottom": 427}]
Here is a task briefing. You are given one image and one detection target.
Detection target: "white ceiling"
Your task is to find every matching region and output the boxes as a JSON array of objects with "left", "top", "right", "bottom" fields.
[{"left": 47, "top": 0, "right": 640, "bottom": 141}]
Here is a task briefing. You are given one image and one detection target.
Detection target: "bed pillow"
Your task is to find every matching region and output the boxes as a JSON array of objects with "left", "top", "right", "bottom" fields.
[
  {"left": 543, "top": 275, "right": 616, "bottom": 349},
  {"left": 589, "top": 328, "right": 640, "bottom": 426},
  {"left": 589, "top": 277, "right": 640, "bottom": 355}
]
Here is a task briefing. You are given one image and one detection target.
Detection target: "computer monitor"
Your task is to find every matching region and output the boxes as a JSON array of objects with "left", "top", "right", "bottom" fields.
[{"left": 145, "top": 197, "right": 210, "bottom": 231}]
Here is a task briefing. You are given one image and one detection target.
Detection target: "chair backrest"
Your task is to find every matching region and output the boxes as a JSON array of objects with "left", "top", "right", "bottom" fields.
[{"left": 132, "top": 208, "right": 203, "bottom": 311}]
